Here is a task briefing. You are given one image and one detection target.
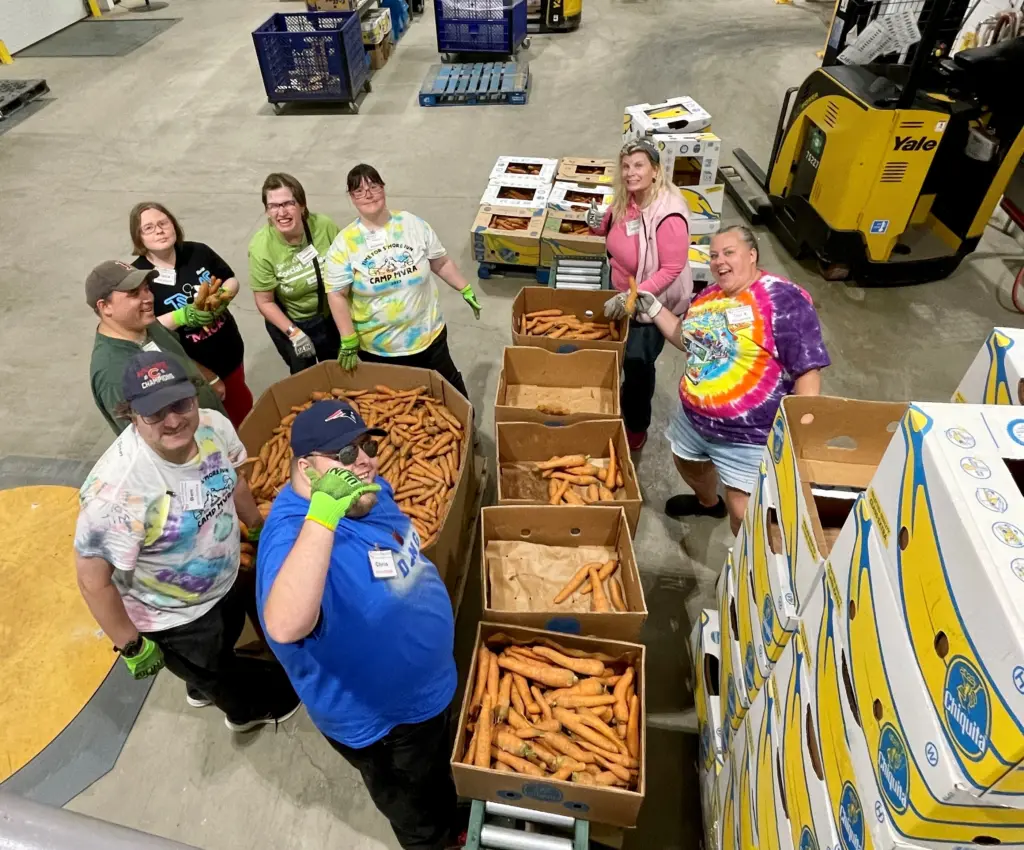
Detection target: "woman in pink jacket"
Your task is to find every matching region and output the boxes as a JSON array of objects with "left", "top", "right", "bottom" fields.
[{"left": 589, "top": 139, "right": 693, "bottom": 451}]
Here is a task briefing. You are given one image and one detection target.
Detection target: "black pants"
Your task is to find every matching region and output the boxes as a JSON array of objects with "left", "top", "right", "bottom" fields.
[
  {"left": 325, "top": 707, "right": 456, "bottom": 850},
  {"left": 266, "top": 314, "right": 341, "bottom": 374},
  {"left": 358, "top": 326, "right": 469, "bottom": 400},
  {"left": 144, "top": 580, "right": 298, "bottom": 725},
  {"left": 622, "top": 320, "right": 666, "bottom": 434}
]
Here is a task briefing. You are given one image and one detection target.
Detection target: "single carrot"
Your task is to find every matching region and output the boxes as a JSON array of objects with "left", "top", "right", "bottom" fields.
[
  {"left": 616, "top": 725, "right": 627, "bottom": 739},
  {"left": 548, "top": 477, "right": 558, "bottom": 501},
  {"left": 510, "top": 681, "right": 526, "bottom": 716},
  {"left": 589, "top": 567, "right": 611, "bottom": 612},
  {"left": 573, "top": 771, "right": 597, "bottom": 785},
  {"left": 605, "top": 437, "right": 617, "bottom": 489},
  {"left": 566, "top": 464, "right": 600, "bottom": 476},
  {"left": 498, "top": 655, "right": 576, "bottom": 689},
  {"left": 593, "top": 771, "right": 624, "bottom": 787},
  {"left": 576, "top": 740, "right": 639, "bottom": 768},
  {"left": 613, "top": 667, "right": 634, "bottom": 723},
  {"left": 587, "top": 483, "right": 599, "bottom": 503},
  {"left": 495, "top": 761, "right": 515, "bottom": 773},
  {"left": 551, "top": 763, "right": 578, "bottom": 782},
  {"left": 529, "top": 741, "right": 562, "bottom": 769},
  {"left": 475, "top": 694, "right": 493, "bottom": 768},
  {"left": 552, "top": 708, "right": 622, "bottom": 754},
  {"left": 497, "top": 673, "right": 513, "bottom": 722},
  {"left": 563, "top": 489, "right": 585, "bottom": 505},
  {"left": 463, "top": 728, "right": 479, "bottom": 765},
  {"left": 594, "top": 706, "right": 615, "bottom": 723},
  {"left": 549, "top": 479, "right": 571, "bottom": 506},
  {"left": 550, "top": 472, "right": 604, "bottom": 486},
  {"left": 533, "top": 646, "right": 605, "bottom": 677},
  {"left": 533, "top": 718, "right": 561, "bottom": 733},
  {"left": 598, "top": 486, "right": 615, "bottom": 502},
  {"left": 577, "top": 706, "right": 629, "bottom": 754},
  {"left": 492, "top": 747, "right": 545, "bottom": 777},
  {"left": 541, "top": 731, "right": 595, "bottom": 764},
  {"left": 580, "top": 560, "right": 619, "bottom": 594},
  {"left": 531, "top": 685, "right": 553, "bottom": 720},
  {"left": 487, "top": 652, "right": 500, "bottom": 706},
  {"left": 525, "top": 308, "right": 564, "bottom": 319},
  {"left": 549, "top": 694, "right": 618, "bottom": 708},
  {"left": 536, "top": 454, "right": 587, "bottom": 470},
  {"left": 508, "top": 708, "right": 531, "bottom": 731},
  {"left": 507, "top": 645, "right": 545, "bottom": 662},
  {"left": 494, "top": 729, "right": 532, "bottom": 758},
  {"left": 554, "top": 563, "right": 599, "bottom": 604},
  {"left": 547, "top": 678, "right": 606, "bottom": 701},
  {"left": 627, "top": 693, "right": 640, "bottom": 758},
  {"left": 625, "top": 276, "right": 638, "bottom": 317},
  {"left": 610, "top": 577, "right": 627, "bottom": 612},
  {"left": 471, "top": 647, "right": 491, "bottom": 716},
  {"left": 512, "top": 673, "right": 540, "bottom": 714}
]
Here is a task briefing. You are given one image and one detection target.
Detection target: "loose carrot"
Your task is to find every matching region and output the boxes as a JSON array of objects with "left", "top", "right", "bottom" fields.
[
  {"left": 594, "top": 706, "right": 614, "bottom": 723},
  {"left": 475, "top": 694, "right": 493, "bottom": 768},
  {"left": 577, "top": 740, "right": 639, "bottom": 768},
  {"left": 610, "top": 577, "right": 627, "bottom": 612},
  {"left": 487, "top": 652, "right": 500, "bottom": 706},
  {"left": 587, "top": 483, "right": 599, "bottom": 504},
  {"left": 589, "top": 567, "right": 611, "bottom": 612},
  {"left": 471, "top": 647, "right": 491, "bottom": 716},
  {"left": 627, "top": 693, "right": 640, "bottom": 759},
  {"left": 593, "top": 771, "right": 624, "bottom": 787},
  {"left": 525, "top": 308, "right": 564, "bottom": 319},
  {"left": 497, "top": 673, "right": 513, "bottom": 722},
  {"left": 550, "top": 472, "right": 604, "bottom": 486},
  {"left": 605, "top": 437, "right": 617, "bottom": 489},
  {"left": 495, "top": 761, "right": 515, "bottom": 773},
  {"left": 533, "top": 718, "right": 561, "bottom": 733},
  {"left": 548, "top": 477, "right": 558, "bottom": 501},
  {"left": 616, "top": 725, "right": 627, "bottom": 739},
  {"left": 549, "top": 479, "right": 570, "bottom": 506},
  {"left": 492, "top": 747, "right": 546, "bottom": 777},
  {"left": 536, "top": 455, "right": 587, "bottom": 470},
  {"left": 512, "top": 672, "right": 540, "bottom": 714},
  {"left": 529, "top": 741, "right": 562, "bottom": 769},
  {"left": 508, "top": 708, "right": 531, "bottom": 731},
  {"left": 573, "top": 771, "right": 597, "bottom": 785},
  {"left": 463, "top": 729, "right": 479, "bottom": 765},
  {"left": 598, "top": 486, "right": 615, "bottom": 502},
  {"left": 625, "top": 276, "right": 638, "bottom": 317},
  {"left": 549, "top": 694, "right": 618, "bottom": 708},
  {"left": 577, "top": 707, "right": 629, "bottom": 754},
  {"left": 552, "top": 708, "right": 622, "bottom": 754},
  {"left": 551, "top": 763, "right": 578, "bottom": 781},
  {"left": 510, "top": 682, "right": 526, "bottom": 716},
  {"left": 547, "top": 678, "right": 606, "bottom": 701},
  {"left": 563, "top": 489, "right": 585, "bottom": 505},
  {"left": 580, "top": 560, "right": 619, "bottom": 594},
  {"left": 507, "top": 645, "right": 545, "bottom": 662},
  {"left": 533, "top": 646, "right": 605, "bottom": 677},
  {"left": 614, "top": 667, "right": 634, "bottom": 723},
  {"left": 494, "top": 729, "right": 532, "bottom": 758},
  {"left": 498, "top": 655, "right": 576, "bottom": 689},
  {"left": 531, "top": 685, "right": 553, "bottom": 720},
  {"left": 541, "top": 731, "right": 596, "bottom": 764},
  {"left": 616, "top": 471, "right": 624, "bottom": 489},
  {"left": 554, "top": 563, "right": 599, "bottom": 604}
]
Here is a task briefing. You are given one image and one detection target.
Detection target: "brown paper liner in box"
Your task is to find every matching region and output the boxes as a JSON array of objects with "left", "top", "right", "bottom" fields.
[{"left": 487, "top": 540, "right": 617, "bottom": 613}]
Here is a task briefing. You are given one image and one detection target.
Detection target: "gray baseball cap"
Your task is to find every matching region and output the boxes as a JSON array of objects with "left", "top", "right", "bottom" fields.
[{"left": 85, "top": 260, "right": 156, "bottom": 309}]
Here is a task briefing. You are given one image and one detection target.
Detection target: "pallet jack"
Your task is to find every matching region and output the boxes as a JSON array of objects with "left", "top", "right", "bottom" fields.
[{"left": 722, "top": 0, "right": 1024, "bottom": 285}]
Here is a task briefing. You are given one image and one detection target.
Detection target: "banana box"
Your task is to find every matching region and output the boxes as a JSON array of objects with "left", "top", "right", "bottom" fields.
[
  {"left": 716, "top": 736, "right": 738, "bottom": 850},
  {"left": 766, "top": 395, "right": 908, "bottom": 614},
  {"left": 679, "top": 184, "right": 724, "bottom": 235},
  {"left": 489, "top": 156, "right": 558, "bottom": 184},
  {"left": 748, "top": 673, "right": 795, "bottom": 850},
  {"left": 953, "top": 327, "right": 1024, "bottom": 405},
  {"left": 546, "top": 181, "right": 613, "bottom": 214},
  {"left": 690, "top": 608, "right": 725, "bottom": 777},
  {"left": 864, "top": 402, "right": 1024, "bottom": 804},
  {"left": 539, "top": 209, "right": 605, "bottom": 267},
  {"left": 471, "top": 206, "right": 547, "bottom": 267},
  {"left": 653, "top": 132, "right": 722, "bottom": 188},
  {"left": 732, "top": 515, "right": 772, "bottom": 705},
  {"left": 821, "top": 497, "right": 1024, "bottom": 847},
  {"left": 623, "top": 95, "right": 713, "bottom": 138},
  {"left": 701, "top": 765, "right": 721, "bottom": 850},
  {"left": 734, "top": 708, "right": 758, "bottom": 850},
  {"left": 479, "top": 176, "right": 551, "bottom": 210},
  {"left": 689, "top": 241, "right": 712, "bottom": 285},
  {"left": 773, "top": 627, "right": 843, "bottom": 850},
  {"left": 717, "top": 550, "right": 749, "bottom": 747}
]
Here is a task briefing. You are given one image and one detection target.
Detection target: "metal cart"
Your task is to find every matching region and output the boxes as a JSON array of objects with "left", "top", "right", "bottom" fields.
[
  {"left": 435, "top": 0, "right": 529, "bottom": 61},
  {"left": 465, "top": 801, "right": 590, "bottom": 850}
]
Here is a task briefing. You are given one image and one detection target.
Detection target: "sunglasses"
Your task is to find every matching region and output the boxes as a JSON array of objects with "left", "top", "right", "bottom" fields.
[
  {"left": 314, "top": 437, "right": 379, "bottom": 466},
  {"left": 140, "top": 396, "right": 196, "bottom": 425}
]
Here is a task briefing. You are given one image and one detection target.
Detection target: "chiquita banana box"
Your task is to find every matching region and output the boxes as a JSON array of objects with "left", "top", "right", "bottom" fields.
[
  {"left": 724, "top": 700, "right": 747, "bottom": 850},
  {"left": 717, "top": 550, "right": 749, "bottom": 746},
  {"left": 735, "top": 711, "right": 757, "bottom": 850},
  {"left": 953, "top": 327, "right": 1024, "bottom": 405},
  {"left": 690, "top": 608, "right": 725, "bottom": 780},
  {"left": 865, "top": 402, "right": 1024, "bottom": 803},
  {"left": 701, "top": 770, "right": 720, "bottom": 850},
  {"left": 717, "top": 734, "right": 738, "bottom": 850},
  {"left": 774, "top": 628, "right": 842, "bottom": 850},
  {"left": 766, "top": 396, "right": 907, "bottom": 614},
  {"left": 732, "top": 515, "right": 771, "bottom": 705},
  {"left": 824, "top": 495, "right": 1024, "bottom": 847},
  {"left": 749, "top": 674, "right": 796, "bottom": 850}
]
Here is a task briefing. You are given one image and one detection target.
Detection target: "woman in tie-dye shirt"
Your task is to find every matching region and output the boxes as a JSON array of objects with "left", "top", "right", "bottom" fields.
[
  {"left": 324, "top": 164, "right": 482, "bottom": 400},
  {"left": 632, "top": 225, "right": 830, "bottom": 533}
]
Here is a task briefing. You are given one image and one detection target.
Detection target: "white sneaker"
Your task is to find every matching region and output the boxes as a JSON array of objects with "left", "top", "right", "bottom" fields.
[
  {"left": 186, "top": 687, "right": 213, "bottom": 708},
  {"left": 224, "top": 701, "right": 301, "bottom": 733}
]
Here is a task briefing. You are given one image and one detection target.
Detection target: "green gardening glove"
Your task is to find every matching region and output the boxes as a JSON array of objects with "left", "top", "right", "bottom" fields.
[
  {"left": 460, "top": 284, "right": 482, "bottom": 320},
  {"left": 211, "top": 288, "right": 232, "bottom": 318},
  {"left": 338, "top": 333, "right": 360, "bottom": 372},
  {"left": 122, "top": 637, "right": 165, "bottom": 680},
  {"left": 245, "top": 524, "right": 262, "bottom": 544},
  {"left": 171, "top": 303, "right": 214, "bottom": 328},
  {"left": 305, "top": 467, "right": 381, "bottom": 532}
]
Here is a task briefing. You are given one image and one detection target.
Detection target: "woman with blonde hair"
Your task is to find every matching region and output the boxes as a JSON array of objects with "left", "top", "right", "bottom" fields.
[{"left": 588, "top": 139, "right": 693, "bottom": 451}]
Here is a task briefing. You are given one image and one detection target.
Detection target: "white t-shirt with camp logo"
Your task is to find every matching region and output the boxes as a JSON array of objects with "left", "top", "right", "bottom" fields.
[{"left": 325, "top": 211, "right": 447, "bottom": 356}]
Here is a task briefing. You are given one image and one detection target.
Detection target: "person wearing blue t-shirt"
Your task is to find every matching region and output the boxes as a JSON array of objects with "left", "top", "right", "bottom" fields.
[{"left": 255, "top": 400, "right": 457, "bottom": 850}]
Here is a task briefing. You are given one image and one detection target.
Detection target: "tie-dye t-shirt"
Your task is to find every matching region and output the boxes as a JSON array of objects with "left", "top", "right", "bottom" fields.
[
  {"left": 325, "top": 211, "right": 447, "bottom": 356},
  {"left": 679, "top": 273, "right": 830, "bottom": 444},
  {"left": 74, "top": 410, "right": 246, "bottom": 632}
]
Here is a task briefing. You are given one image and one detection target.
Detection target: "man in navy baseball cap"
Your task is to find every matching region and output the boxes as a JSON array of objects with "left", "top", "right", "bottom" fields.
[
  {"left": 122, "top": 351, "right": 198, "bottom": 419},
  {"left": 256, "top": 397, "right": 458, "bottom": 849}
]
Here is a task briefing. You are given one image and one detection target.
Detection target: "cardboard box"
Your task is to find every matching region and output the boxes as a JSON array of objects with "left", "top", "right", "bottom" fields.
[
  {"left": 745, "top": 674, "right": 795, "bottom": 850},
  {"left": 480, "top": 505, "right": 647, "bottom": 640},
  {"left": 557, "top": 157, "right": 617, "bottom": 186},
  {"left": 679, "top": 184, "right": 725, "bottom": 235},
  {"left": 471, "top": 205, "right": 546, "bottom": 268},
  {"left": 699, "top": 763, "right": 720, "bottom": 850},
  {"left": 731, "top": 516, "right": 770, "bottom": 705},
  {"left": 305, "top": 0, "right": 357, "bottom": 9},
  {"left": 540, "top": 209, "right": 606, "bottom": 267},
  {"left": 724, "top": 698, "right": 747, "bottom": 844},
  {"left": 716, "top": 734, "right": 738, "bottom": 850},
  {"left": 365, "top": 33, "right": 392, "bottom": 70},
  {"left": 510, "top": 287, "right": 626, "bottom": 360},
  {"left": 623, "top": 96, "right": 712, "bottom": 138},
  {"left": 547, "top": 181, "right": 614, "bottom": 213},
  {"left": 734, "top": 704, "right": 758, "bottom": 850},
  {"left": 480, "top": 176, "right": 551, "bottom": 210},
  {"left": 766, "top": 395, "right": 907, "bottom": 614},
  {"left": 495, "top": 419, "right": 641, "bottom": 534},
  {"left": 717, "top": 550, "right": 749, "bottom": 747},
  {"left": 451, "top": 622, "right": 646, "bottom": 827},
  {"left": 361, "top": 6, "right": 391, "bottom": 44},
  {"left": 237, "top": 361, "right": 474, "bottom": 591},
  {"left": 495, "top": 347, "right": 620, "bottom": 426},
  {"left": 489, "top": 156, "right": 558, "bottom": 184},
  {"left": 652, "top": 132, "right": 722, "bottom": 188},
  {"left": 953, "top": 327, "right": 1024, "bottom": 404},
  {"left": 689, "top": 242, "right": 712, "bottom": 285},
  {"left": 689, "top": 609, "right": 725, "bottom": 778}
]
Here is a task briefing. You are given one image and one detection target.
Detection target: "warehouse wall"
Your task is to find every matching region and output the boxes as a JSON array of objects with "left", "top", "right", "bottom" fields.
[{"left": 0, "top": 0, "right": 86, "bottom": 54}]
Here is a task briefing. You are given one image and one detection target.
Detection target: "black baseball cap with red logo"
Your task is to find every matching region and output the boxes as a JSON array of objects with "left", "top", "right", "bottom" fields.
[
  {"left": 291, "top": 400, "right": 386, "bottom": 457},
  {"left": 122, "top": 351, "right": 197, "bottom": 417}
]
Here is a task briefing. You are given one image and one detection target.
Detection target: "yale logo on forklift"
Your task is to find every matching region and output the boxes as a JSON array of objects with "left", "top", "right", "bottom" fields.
[{"left": 893, "top": 135, "right": 938, "bottom": 152}]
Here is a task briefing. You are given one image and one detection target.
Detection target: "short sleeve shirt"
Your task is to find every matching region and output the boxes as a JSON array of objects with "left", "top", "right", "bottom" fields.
[
  {"left": 679, "top": 273, "right": 830, "bottom": 444},
  {"left": 74, "top": 410, "right": 246, "bottom": 632},
  {"left": 325, "top": 211, "right": 446, "bottom": 356},
  {"left": 248, "top": 213, "right": 340, "bottom": 321}
]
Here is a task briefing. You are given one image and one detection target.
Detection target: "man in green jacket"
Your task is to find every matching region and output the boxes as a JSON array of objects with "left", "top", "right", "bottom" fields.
[{"left": 87, "top": 260, "right": 228, "bottom": 434}]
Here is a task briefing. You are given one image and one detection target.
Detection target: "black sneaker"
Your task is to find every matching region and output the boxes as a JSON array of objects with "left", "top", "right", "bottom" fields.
[
  {"left": 224, "top": 698, "right": 301, "bottom": 732},
  {"left": 665, "top": 494, "right": 727, "bottom": 519},
  {"left": 186, "top": 686, "right": 213, "bottom": 708}
]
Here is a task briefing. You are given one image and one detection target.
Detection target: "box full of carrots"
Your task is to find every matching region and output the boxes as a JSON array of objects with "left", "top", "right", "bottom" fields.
[
  {"left": 237, "top": 361, "right": 474, "bottom": 592},
  {"left": 451, "top": 622, "right": 646, "bottom": 827},
  {"left": 481, "top": 505, "right": 647, "bottom": 640},
  {"left": 496, "top": 420, "right": 640, "bottom": 534},
  {"left": 511, "top": 287, "right": 626, "bottom": 359}
]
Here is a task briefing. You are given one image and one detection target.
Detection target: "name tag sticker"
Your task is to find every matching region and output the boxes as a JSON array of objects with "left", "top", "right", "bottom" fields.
[
  {"left": 365, "top": 229, "right": 387, "bottom": 250},
  {"left": 725, "top": 305, "right": 754, "bottom": 327},
  {"left": 625, "top": 219, "right": 641, "bottom": 237},
  {"left": 142, "top": 340, "right": 162, "bottom": 353},
  {"left": 296, "top": 244, "right": 318, "bottom": 265},
  {"left": 177, "top": 480, "right": 205, "bottom": 511},
  {"left": 154, "top": 268, "right": 177, "bottom": 286},
  {"left": 369, "top": 548, "right": 398, "bottom": 580}
]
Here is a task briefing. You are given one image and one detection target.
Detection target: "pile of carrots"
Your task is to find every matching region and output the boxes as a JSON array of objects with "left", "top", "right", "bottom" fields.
[
  {"left": 520, "top": 309, "right": 621, "bottom": 341},
  {"left": 540, "top": 443, "right": 624, "bottom": 505},
  {"left": 553, "top": 558, "right": 628, "bottom": 612},
  {"left": 461, "top": 641, "right": 641, "bottom": 789}
]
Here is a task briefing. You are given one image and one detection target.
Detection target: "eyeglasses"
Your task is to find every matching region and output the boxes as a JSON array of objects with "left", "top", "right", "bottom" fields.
[
  {"left": 314, "top": 437, "right": 379, "bottom": 466},
  {"left": 267, "top": 200, "right": 298, "bottom": 213},
  {"left": 350, "top": 184, "right": 384, "bottom": 200},
  {"left": 140, "top": 396, "right": 196, "bottom": 425},
  {"left": 140, "top": 219, "right": 174, "bottom": 236}
]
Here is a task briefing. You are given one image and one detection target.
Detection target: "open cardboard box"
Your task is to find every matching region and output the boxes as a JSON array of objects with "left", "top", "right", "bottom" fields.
[
  {"left": 237, "top": 361, "right": 475, "bottom": 592},
  {"left": 510, "top": 287, "right": 626, "bottom": 360},
  {"left": 540, "top": 209, "right": 606, "bottom": 267},
  {"left": 451, "top": 622, "right": 646, "bottom": 828},
  {"left": 495, "top": 347, "right": 620, "bottom": 426},
  {"left": 556, "top": 157, "right": 616, "bottom": 186},
  {"left": 472, "top": 205, "right": 547, "bottom": 268},
  {"left": 495, "top": 419, "right": 640, "bottom": 534},
  {"left": 480, "top": 505, "right": 647, "bottom": 640}
]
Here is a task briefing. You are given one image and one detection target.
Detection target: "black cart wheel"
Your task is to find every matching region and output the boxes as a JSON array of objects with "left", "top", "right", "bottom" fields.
[
  {"left": 272, "top": 102, "right": 285, "bottom": 115},
  {"left": 364, "top": 79, "right": 373, "bottom": 93},
  {"left": 349, "top": 100, "right": 360, "bottom": 114},
  {"left": 522, "top": 36, "right": 531, "bottom": 48},
  {"left": 442, "top": 52, "right": 452, "bottom": 62}
]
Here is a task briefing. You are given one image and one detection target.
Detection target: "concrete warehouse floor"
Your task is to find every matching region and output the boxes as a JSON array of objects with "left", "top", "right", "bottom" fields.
[{"left": 2, "top": 0, "right": 1024, "bottom": 846}]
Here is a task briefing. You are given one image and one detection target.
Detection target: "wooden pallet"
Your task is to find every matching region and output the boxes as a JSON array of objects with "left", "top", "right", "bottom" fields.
[
  {"left": 0, "top": 79, "right": 49, "bottom": 120},
  {"left": 419, "top": 61, "right": 529, "bottom": 106}
]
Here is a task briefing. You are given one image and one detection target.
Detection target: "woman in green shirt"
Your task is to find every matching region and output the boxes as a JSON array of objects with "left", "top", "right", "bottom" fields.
[{"left": 248, "top": 173, "right": 341, "bottom": 374}]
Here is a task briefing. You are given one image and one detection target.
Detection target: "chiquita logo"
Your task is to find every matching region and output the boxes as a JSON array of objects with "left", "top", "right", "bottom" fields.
[
  {"left": 744, "top": 643, "right": 756, "bottom": 691},
  {"left": 771, "top": 416, "right": 786, "bottom": 464},
  {"left": 943, "top": 656, "right": 990, "bottom": 760},
  {"left": 799, "top": 826, "right": 819, "bottom": 850},
  {"left": 727, "top": 676, "right": 737, "bottom": 721},
  {"left": 838, "top": 782, "right": 865, "bottom": 850},
  {"left": 877, "top": 724, "right": 910, "bottom": 814},
  {"left": 762, "top": 595, "right": 775, "bottom": 646},
  {"left": 700, "top": 720, "right": 712, "bottom": 767}
]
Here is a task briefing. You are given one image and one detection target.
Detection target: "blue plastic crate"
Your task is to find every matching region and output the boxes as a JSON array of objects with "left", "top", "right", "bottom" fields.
[
  {"left": 253, "top": 11, "right": 369, "bottom": 104},
  {"left": 434, "top": 0, "right": 526, "bottom": 54}
]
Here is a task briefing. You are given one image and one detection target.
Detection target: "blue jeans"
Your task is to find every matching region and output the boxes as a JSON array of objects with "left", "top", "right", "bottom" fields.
[{"left": 665, "top": 401, "right": 765, "bottom": 494}]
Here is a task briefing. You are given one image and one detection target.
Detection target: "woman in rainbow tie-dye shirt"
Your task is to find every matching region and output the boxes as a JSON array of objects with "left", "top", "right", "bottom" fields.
[{"left": 633, "top": 225, "right": 830, "bottom": 534}]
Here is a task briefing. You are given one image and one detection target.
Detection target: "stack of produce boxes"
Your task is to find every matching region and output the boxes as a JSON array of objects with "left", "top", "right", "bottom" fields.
[
  {"left": 953, "top": 326, "right": 1024, "bottom": 404},
  {"left": 623, "top": 95, "right": 719, "bottom": 286},
  {"left": 696, "top": 393, "right": 1024, "bottom": 849},
  {"left": 540, "top": 157, "right": 616, "bottom": 271}
]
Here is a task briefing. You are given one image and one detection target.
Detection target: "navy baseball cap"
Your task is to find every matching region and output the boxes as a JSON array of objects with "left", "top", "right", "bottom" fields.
[
  {"left": 122, "top": 351, "right": 197, "bottom": 417},
  {"left": 291, "top": 400, "right": 386, "bottom": 457}
]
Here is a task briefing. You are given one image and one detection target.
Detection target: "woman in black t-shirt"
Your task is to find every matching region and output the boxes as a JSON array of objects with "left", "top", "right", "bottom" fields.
[{"left": 130, "top": 202, "right": 253, "bottom": 427}]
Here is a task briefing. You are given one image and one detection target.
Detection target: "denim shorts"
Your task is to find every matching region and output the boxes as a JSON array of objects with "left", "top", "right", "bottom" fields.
[{"left": 665, "top": 402, "right": 765, "bottom": 494}]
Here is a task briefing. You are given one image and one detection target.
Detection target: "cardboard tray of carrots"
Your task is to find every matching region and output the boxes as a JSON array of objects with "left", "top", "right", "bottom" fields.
[
  {"left": 451, "top": 622, "right": 645, "bottom": 828},
  {"left": 511, "top": 287, "right": 628, "bottom": 360}
]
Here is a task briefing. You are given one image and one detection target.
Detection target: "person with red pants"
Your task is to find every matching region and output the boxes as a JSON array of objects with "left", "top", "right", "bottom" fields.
[{"left": 130, "top": 202, "right": 254, "bottom": 428}]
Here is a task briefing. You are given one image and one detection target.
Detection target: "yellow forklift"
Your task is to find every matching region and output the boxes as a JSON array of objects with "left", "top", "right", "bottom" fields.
[{"left": 722, "top": 0, "right": 1024, "bottom": 284}]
